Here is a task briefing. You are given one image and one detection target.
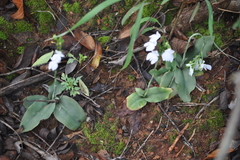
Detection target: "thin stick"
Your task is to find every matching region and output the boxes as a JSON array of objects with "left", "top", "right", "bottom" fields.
[
  {"left": 134, "top": 130, "right": 154, "bottom": 156},
  {"left": 120, "top": 129, "right": 133, "bottom": 157},
  {"left": 158, "top": 103, "right": 196, "bottom": 156},
  {"left": 0, "top": 119, "right": 22, "bottom": 142},
  {"left": 168, "top": 123, "right": 189, "bottom": 153},
  {"left": 47, "top": 126, "right": 65, "bottom": 152},
  {"left": 175, "top": 128, "right": 196, "bottom": 157}
]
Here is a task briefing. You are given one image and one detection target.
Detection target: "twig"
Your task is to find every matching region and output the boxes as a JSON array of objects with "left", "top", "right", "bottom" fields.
[
  {"left": 155, "top": 116, "right": 163, "bottom": 133},
  {"left": 175, "top": 128, "right": 196, "bottom": 157},
  {"left": 0, "top": 119, "right": 22, "bottom": 142},
  {"left": 120, "top": 129, "right": 133, "bottom": 158},
  {"left": 194, "top": 96, "right": 219, "bottom": 120},
  {"left": 134, "top": 130, "right": 154, "bottom": 156},
  {"left": 168, "top": 123, "right": 189, "bottom": 153},
  {"left": 172, "top": 102, "right": 209, "bottom": 107},
  {"left": 21, "top": 141, "right": 58, "bottom": 160},
  {"left": 47, "top": 126, "right": 65, "bottom": 152},
  {"left": 158, "top": 103, "right": 196, "bottom": 156}
]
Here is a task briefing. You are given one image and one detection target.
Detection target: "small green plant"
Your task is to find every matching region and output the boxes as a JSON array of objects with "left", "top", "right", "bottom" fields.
[
  {"left": 61, "top": 73, "right": 81, "bottom": 96},
  {"left": 20, "top": 37, "right": 86, "bottom": 132},
  {"left": 67, "top": 53, "right": 87, "bottom": 64}
]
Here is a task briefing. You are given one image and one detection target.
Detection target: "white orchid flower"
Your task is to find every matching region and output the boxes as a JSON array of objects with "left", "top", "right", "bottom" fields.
[
  {"left": 186, "top": 64, "right": 194, "bottom": 76},
  {"left": 201, "top": 63, "right": 212, "bottom": 71},
  {"left": 149, "top": 31, "right": 161, "bottom": 42},
  {"left": 51, "top": 50, "right": 64, "bottom": 63},
  {"left": 144, "top": 41, "right": 157, "bottom": 51},
  {"left": 146, "top": 50, "right": 159, "bottom": 64},
  {"left": 48, "top": 50, "right": 64, "bottom": 71},
  {"left": 161, "top": 48, "right": 175, "bottom": 62},
  {"left": 48, "top": 61, "right": 58, "bottom": 71}
]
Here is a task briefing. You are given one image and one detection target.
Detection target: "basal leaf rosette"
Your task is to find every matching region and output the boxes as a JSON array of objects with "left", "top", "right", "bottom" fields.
[{"left": 127, "top": 87, "right": 172, "bottom": 110}]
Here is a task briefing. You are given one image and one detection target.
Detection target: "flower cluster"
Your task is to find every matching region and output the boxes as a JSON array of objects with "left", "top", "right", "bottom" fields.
[
  {"left": 144, "top": 31, "right": 175, "bottom": 64},
  {"left": 48, "top": 50, "right": 64, "bottom": 71},
  {"left": 186, "top": 55, "right": 212, "bottom": 76}
]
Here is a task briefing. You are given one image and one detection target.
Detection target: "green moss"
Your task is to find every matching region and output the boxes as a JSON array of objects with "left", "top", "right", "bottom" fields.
[
  {"left": 127, "top": 74, "right": 135, "bottom": 81},
  {"left": 82, "top": 112, "right": 125, "bottom": 155},
  {"left": 63, "top": 2, "right": 82, "bottom": 13},
  {"left": 0, "top": 31, "right": 7, "bottom": 40},
  {"left": 14, "top": 20, "right": 33, "bottom": 33},
  {"left": 0, "top": 17, "right": 13, "bottom": 39},
  {"left": 25, "top": 0, "right": 55, "bottom": 34},
  {"left": 97, "top": 36, "right": 111, "bottom": 45},
  {"left": 17, "top": 46, "right": 25, "bottom": 54}
]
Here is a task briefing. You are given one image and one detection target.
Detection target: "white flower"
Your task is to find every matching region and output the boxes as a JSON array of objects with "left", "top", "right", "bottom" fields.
[
  {"left": 48, "top": 50, "right": 64, "bottom": 71},
  {"left": 144, "top": 32, "right": 161, "bottom": 52},
  {"left": 48, "top": 61, "right": 58, "bottom": 71},
  {"left": 201, "top": 64, "right": 212, "bottom": 71},
  {"left": 146, "top": 50, "right": 159, "bottom": 64},
  {"left": 149, "top": 31, "right": 161, "bottom": 42},
  {"left": 51, "top": 50, "right": 64, "bottom": 63},
  {"left": 186, "top": 64, "right": 194, "bottom": 76},
  {"left": 144, "top": 41, "right": 157, "bottom": 51},
  {"left": 161, "top": 48, "right": 175, "bottom": 62}
]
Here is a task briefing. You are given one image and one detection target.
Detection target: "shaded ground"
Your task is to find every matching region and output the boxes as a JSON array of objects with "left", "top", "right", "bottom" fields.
[{"left": 0, "top": 0, "right": 240, "bottom": 160}]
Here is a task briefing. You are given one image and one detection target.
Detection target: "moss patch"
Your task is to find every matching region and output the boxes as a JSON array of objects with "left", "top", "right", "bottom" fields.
[
  {"left": 25, "top": 0, "right": 55, "bottom": 34},
  {"left": 82, "top": 112, "right": 125, "bottom": 155}
]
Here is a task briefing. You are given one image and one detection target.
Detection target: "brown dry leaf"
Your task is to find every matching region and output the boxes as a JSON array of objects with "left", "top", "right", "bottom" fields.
[
  {"left": 204, "top": 148, "right": 235, "bottom": 159},
  {"left": 74, "top": 29, "right": 95, "bottom": 50},
  {"left": 170, "top": 37, "right": 192, "bottom": 54},
  {"left": 11, "top": 0, "right": 24, "bottom": 19},
  {"left": 118, "top": 24, "right": 132, "bottom": 39},
  {"left": 91, "top": 41, "right": 102, "bottom": 69}
]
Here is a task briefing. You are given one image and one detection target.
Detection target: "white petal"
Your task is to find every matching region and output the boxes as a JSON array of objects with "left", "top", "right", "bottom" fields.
[
  {"left": 161, "top": 48, "right": 175, "bottom": 62},
  {"left": 203, "top": 64, "right": 212, "bottom": 70},
  {"left": 146, "top": 50, "right": 159, "bottom": 64},
  {"left": 55, "top": 50, "right": 64, "bottom": 57},
  {"left": 189, "top": 66, "right": 194, "bottom": 76},
  {"left": 144, "top": 41, "right": 157, "bottom": 51},
  {"left": 51, "top": 54, "right": 62, "bottom": 63},
  {"left": 48, "top": 61, "right": 58, "bottom": 71},
  {"left": 149, "top": 31, "right": 161, "bottom": 42}
]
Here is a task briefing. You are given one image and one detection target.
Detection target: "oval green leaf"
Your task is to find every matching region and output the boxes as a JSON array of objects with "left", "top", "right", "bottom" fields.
[
  {"left": 32, "top": 51, "right": 53, "bottom": 67},
  {"left": 54, "top": 96, "right": 86, "bottom": 130},
  {"left": 127, "top": 92, "right": 147, "bottom": 110},
  {"left": 20, "top": 102, "right": 55, "bottom": 132},
  {"left": 144, "top": 87, "right": 172, "bottom": 103}
]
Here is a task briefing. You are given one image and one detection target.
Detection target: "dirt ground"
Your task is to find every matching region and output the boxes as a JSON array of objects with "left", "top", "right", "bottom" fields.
[{"left": 0, "top": 0, "right": 240, "bottom": 160}]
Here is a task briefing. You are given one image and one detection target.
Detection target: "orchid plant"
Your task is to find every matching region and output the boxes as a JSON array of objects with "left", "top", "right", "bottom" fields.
[
  {"left": 124, "top": 0, "right": 215, "bottom": 110},
  {"left": 19, "top": 0, "right": 121, "bottom": 132}
]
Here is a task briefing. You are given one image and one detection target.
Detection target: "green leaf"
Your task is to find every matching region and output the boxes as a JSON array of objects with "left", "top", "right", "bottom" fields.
[
  {"left": 126, "top": 92, "right": 147, "bottom": 110},
  {"left": 48, "top": 80, "right": 65, "bottom": 100},
  {"left": 55, "top": 0, "right": 121, "bottom": 38},
  {"left": 20, "top": 102, "right": 55, "bottom": 132},
  {"left": 32, "top": 51, "right": 54, "bottom": 67},
  {"left": 23, "top": 95, "right": 47, "bottom": 109},
  {"left": 54, "top": 96, "right": 86, "bottom": 130},
  {"left": 185, "top": 36, "right": 215, "bottom": 63},
  {"left": 121, "top": 2, "right": 145, "bottom": 70},
  {"left": 135, "top": 88, "right": 145, "bottom": 97},
  {"left": 79, "top": 79, "right": 89, "bottom": 96},
  {"left": 205, "top": 0, "right": 213, "bottom": 36},
  {"left": 160, "top": 71, "right": 174, "bottom": 87},
  {"left": 174, "top": 68, "right": 196, "bottom": 102},
  {"left": 144, "top": 87, "right": 172, "bottom": 103},
  {"left": 161, "top": 0, "right": 170, "bottom": 5},
  {"left": 149, "top": 68, "right": 168, "bottom": 84}
]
